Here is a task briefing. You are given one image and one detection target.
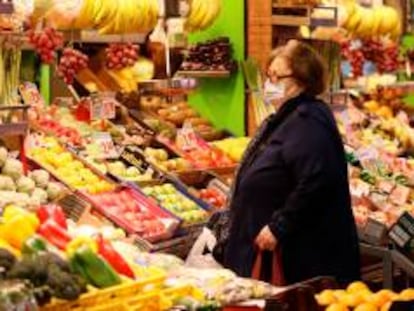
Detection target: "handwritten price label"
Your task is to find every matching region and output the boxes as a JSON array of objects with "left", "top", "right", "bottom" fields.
[
  {"left": 19, "top": 82, "right": 45, "bottom": 108},
  {"left": 90, "top": 93, "right": 117, "bottom": 120},
  {"left": 91, "top": 132, "right": 118, "bottom": 159}
]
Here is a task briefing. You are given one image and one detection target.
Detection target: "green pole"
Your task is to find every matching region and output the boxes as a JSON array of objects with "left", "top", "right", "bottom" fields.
[{"left": 40, "top": 63, "right": 50, "bottom": 105}]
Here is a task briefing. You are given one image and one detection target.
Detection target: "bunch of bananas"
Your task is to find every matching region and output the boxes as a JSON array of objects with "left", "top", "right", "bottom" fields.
[
  {"left": 73, "top": 0, "right": 159, "bottom": 34},
  {"left": 342, "top": 4, "right": 401, "bottom": 39},
  {"left": 185, "top": 0, "right": 222, "bottom": 32}
]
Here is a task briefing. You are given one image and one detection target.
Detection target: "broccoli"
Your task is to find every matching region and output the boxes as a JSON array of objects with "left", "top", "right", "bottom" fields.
[
  {"left": 6, "top": 257, "right": 49, "bottom": 287},
  {"left": 0, "top": 248, "right": 16, "bottom": 273},
  {"left": 46, "top": 264, "right": 84, "bottom": 300},
  {"left": 38, "top": 252, "right": 71, "bottom": 273}
]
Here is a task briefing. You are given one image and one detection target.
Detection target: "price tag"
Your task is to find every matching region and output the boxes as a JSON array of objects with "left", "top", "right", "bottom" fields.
[
  {"left": 390, "top": 185, "right": 411, "bottom": 206},
  {"left": 19, "top": 82, "right": 44, "bottom": 108},
  {"left": 53, "top": 97, "right": 74, "bottom": 108},
  {"left": 120, "top": 147, "right": 146, "bottom": 170},
  {"left": 176, "top": 122, "right": 199, "bottom": 151},
  {"left": 89, "top": 93, "right": 117, "bottom": 120},
  {"left": 361, "top": 218, "right": 389, "bottom": 246},
  {"left": 90, "top": 132, "right": 118, "bottom": 159},
  {"left": 389, "top": 212, "right": 414, "bottom": 248}
]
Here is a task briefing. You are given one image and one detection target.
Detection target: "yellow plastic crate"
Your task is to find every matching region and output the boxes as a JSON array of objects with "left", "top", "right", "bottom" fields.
[{"left": 40, "top": 273, "right": 166, "bottom": 311}]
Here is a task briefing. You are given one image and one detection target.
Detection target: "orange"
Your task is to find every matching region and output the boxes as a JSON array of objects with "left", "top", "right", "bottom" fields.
[
  {"left": 334, "top": 290, "right": 348, "bottom": 300},
  {"left": 354, "top": 303, "right": 379, "bottom": 311},
  {"left": 347, "top": 281, "right": 370, "bottom": 294},
  {"left": 326, "top": 303, "right": 349, "bottom": 311},
  {"left": 399, "top": 288, "right": 414, "bottom": 301},
  {"left": 377, "top": 290, "right": 398, "bottom": 301},
  {"left": 380, "top": 301, "right": 392, "bottom": 311},
  {"left": 340, "top": 293, "right": 364, "bottom": 307},
  {"left": 316, "top": 290, "right": 337, "bottom": 306},
  {"left": 366, "top": 292, "right": 393, "bottom": 308}
]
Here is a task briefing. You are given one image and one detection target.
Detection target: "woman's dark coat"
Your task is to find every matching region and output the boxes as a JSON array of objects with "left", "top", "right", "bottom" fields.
[{"left": 222, "top": 94, "right": 360, "bottom": 285}]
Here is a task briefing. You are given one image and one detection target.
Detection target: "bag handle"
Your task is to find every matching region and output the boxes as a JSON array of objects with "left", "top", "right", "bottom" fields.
[{"left": 252, "top": 248, "right": 285, "bottom": 286}]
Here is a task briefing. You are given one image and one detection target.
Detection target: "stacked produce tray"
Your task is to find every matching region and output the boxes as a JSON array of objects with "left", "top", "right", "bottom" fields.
[{"left": 83, "top": 186, "right": 180, "bottom": 242}]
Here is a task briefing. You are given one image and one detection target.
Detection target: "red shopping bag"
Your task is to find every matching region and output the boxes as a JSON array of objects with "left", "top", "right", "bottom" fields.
[{"left": 251, "top": 248, "right": 285, "bottom": 286}]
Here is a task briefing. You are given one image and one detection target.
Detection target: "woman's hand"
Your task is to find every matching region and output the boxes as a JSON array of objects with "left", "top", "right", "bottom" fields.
[{"left": 255, "top": 226, "right": 278, "bottom": 251}]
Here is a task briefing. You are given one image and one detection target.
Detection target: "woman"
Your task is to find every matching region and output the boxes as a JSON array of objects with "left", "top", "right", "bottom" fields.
[{"left": 213, "top": 40, "right": 360, "bottom": 285}]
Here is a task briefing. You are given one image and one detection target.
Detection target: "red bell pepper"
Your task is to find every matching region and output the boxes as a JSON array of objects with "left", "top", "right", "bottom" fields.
[
  {"left": 37, "top": 205, "right": 67, "bottom": 229},
  {"left": 96, "top": 234, "right": 134, "bottom": 278},
  {"left": 37, "top": 219, "right": 71, "bottom": 250}
]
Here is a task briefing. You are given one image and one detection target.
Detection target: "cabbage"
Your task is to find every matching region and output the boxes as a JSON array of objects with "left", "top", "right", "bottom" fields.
[
  {"left": 0, "top": 176, "right": 16, "bottom": 191},
  {"left": 31, "top": 188, "right": 48, "bottom": 204},
  {"left": 0, "top": 147, "right": 8, "bottom": 167},
  {"left": 2, "top": 158, "right": 23, "bottom": 180},
  {"left": 46, "top": 182, "right": 64, "bottom": 200},
  {"left": 29, "top": 170, "right": 50, "bottom": 189},
  {"left": 16, "top": 176, "right": 36, "bottom": 194}
]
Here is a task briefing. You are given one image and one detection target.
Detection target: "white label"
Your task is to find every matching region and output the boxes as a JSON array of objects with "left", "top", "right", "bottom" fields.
[
  {"left": 90, "top": 93, "right": 117, "bottom": 120},
  {"left": 91, "top": 132, "right": 118, "bottom": 159}
]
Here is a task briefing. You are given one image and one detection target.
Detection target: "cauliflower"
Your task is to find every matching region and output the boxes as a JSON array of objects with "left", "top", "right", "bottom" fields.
[
  {"left": 46, "top": 182, "right": 64, "bottom": 200},
  {"left": 29, "top": 170, "right": 50, "bottom": 189},
  {"left": 2, "top": 158, "right": 23, "bottom": 180},
  {"left": 0, "top": 176, "right": 16, "bottom": 191},
  {"left": 31, "top": 188, "right": 48, "bottom": 204},
  {"left": 16, "top": 176, "right": 36, "bottom": 194},
  {"left": 0, "top": 147, "right": 8, "bottom": 167}
]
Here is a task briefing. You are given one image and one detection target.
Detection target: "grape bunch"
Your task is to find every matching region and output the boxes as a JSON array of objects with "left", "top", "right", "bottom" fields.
[
  {"left": 361, "top": 39, "right": 399, "bottom": 74},
  {"left": 28, "top": 27, "right": 64, "bottom": 64},
  {"left": 341, "top": 41, "right": 365, "bottom": 78},
  {"left": 376, "top": 44, "right": 399, "bottom": 73},
  {"left": 57, "top": 48, "right": 89, "bottom": 85},
  {"left": 105, "top": 43, "right": 139, "bottom": 70}
]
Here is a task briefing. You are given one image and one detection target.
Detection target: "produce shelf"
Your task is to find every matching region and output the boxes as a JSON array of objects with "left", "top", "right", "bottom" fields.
[
  {"left": 175, "top": 70, "right": 232, "bottom": 78},
  {"left": 271, "top": 3, "right": 337, "bottom": 27}
]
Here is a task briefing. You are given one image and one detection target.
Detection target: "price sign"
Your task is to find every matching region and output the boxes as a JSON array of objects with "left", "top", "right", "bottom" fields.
[
  {"left": 90, "top": 132, "right": 118, "bottom": 159},
  {"left": 19, "top": 82, "right": 44, "bottom": 108},
  {"left": 389, "top": 212, "right": 414, "bottom": 249},
  {"left": 361, "top": 218, "right": 388, "bottom": 246},
  {"left": 89, "top": 93, "right": 117, "bottom": 120}
]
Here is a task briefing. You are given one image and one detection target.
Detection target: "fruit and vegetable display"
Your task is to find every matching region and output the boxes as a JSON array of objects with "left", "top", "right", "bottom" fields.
[
  {"left": 340, "top": 4, "right": 401, "bottom": 40},
  {"left": 28, "top": 26, "right": 64, "bottom": 65},
  {"left": 316, "top": 281, "right": 414, "bottom": 311},
  {"left": 105, "top": 43, "right": 140, "bottom": 70},
  {"left": 139, "top": 99, "right": 224, "bottom": 142},
  {"left": 142, "top": 183, "right": 208, "bottom": 224},
  {"left": 57, "top": 47, "right": 89, "bottom": 85},
  {"left": 106, "top": 160, "right": 155, "bottom": 183},
  {"left": 180, "top": 37, "right": 237, "bottom": 72},
  {"left": 197, "top": 187, "right": 227, "bottom": 210},
  {"left": 70, "top": 0, "right": 159, "bottom": 34},
  {"left": 86, "top": 187, "right": 176, "bottom": 240},
  {"left": 333, "top": 91, "right": 414, "bottom": 232},
  {"left": 185, "top": 0, "right": 222, "bottom": 33},
  {"left": 341, "top": 39, "right": 400, "bottom": 78},
  {"left": 212, "top": 137, "right": 251, "bottom": 162},
  {"left": 0, "top": 147, "right": 65, "bottom": 208},
  {"left": 28, "top": 137, "right": 115, "bottom": 195},
  {"left": 144, "top": 147, "right": 192, "bottom": 172},
  {"left": 0, "top": 39, "right": 22, "bottom": 107}
]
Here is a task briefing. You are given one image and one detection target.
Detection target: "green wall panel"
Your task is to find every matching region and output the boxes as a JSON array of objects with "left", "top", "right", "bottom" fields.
[{"left": 188, "top": 0, "right": 245, "bottom": 136}]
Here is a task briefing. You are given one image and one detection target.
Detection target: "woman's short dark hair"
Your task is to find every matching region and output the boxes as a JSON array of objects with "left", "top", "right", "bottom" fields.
[{"left": 267, "top": 40, "right": 328, "bottom": 97}]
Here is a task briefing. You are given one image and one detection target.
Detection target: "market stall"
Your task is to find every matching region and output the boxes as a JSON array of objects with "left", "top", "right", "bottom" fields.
[{"left": 2, "top": 0, "right": 414, "bottom": 310}]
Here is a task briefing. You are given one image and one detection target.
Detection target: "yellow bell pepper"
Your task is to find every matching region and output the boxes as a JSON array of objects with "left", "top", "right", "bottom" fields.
[
  {"left": 3, "top": 205, "right": 39, "bottom": 229},
  {"left": 66, "top": 236, "right": 97, "bottom": 258},
  {"left": 0, "top": 210, "right": 39, "bottom": 250}
]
